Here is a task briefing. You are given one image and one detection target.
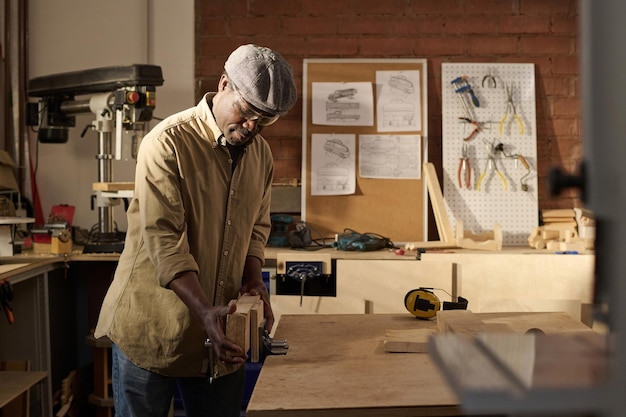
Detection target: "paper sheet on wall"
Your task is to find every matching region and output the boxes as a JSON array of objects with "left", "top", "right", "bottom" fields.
[
  {"left": 310, "top": 133, "right": 356, "bottom": 195},
  {"left": 375, "top": 70, "right": 422, "bottom": 132},
  {"left": 311, "top": 82, "right": 374, "bottom": 126},
  {"left": 359, "top": 134, "right": 421, "bottom": 179}
]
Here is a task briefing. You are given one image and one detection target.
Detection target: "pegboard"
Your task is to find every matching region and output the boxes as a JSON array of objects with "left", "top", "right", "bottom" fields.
[{"left": 441, "top": 63, "right": 538, "bottom": 246}]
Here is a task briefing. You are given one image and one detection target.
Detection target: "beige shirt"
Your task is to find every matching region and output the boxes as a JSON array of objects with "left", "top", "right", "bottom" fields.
[{"left": 94, "top": 93, "right": 272, "bottom": 377}]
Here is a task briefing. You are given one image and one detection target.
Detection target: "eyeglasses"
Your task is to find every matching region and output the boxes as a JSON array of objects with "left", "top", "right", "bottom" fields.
[{"left": 231, "top": 85, "right": 280, "bottom": 127}]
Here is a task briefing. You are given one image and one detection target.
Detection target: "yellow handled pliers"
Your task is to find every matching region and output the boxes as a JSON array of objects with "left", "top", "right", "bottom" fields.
[
  {"left": 477, "top": 141, "right": 507, "bottom": 191},
  {"left": 499, "top": 83, "right": 524, "bottom": 135}
]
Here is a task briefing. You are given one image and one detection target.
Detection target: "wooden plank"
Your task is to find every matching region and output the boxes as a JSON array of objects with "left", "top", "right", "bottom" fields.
[
  {"left": 250, "top": 299, "right": 265, "bottom": 363},
  {"left": 424, "top": 162, "right": 454, "bottom": 243},
  {"left": 404, "top": 163, "right": 456, "bottom": 250},
  {"left": 92, "top": 182, "right": 134, "bottom": 191}
]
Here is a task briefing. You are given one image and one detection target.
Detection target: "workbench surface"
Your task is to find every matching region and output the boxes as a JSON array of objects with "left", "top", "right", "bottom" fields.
[{"left": 246, "top": 312, "right": 595, "bottom": 417}]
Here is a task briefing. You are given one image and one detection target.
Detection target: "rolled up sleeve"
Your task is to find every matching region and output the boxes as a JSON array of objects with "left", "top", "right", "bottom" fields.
[{"left": 136, "top": 134, "right": 199, "bottom": 287}]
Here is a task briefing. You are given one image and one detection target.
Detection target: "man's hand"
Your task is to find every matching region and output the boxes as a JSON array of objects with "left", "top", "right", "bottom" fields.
[
  {"left": 169, "top": 271, "right": 247, "bottom": 364},
  {"left": 204, "top": 300, "right": 247, "bottom": 364},
  {"left": 240, "top": 256, "right": 275, "bottom": 332}
]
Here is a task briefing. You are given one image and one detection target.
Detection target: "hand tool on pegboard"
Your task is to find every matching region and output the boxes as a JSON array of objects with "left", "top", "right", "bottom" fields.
[
  {"left": 500, "top": 145, "right": 533, "bottom": 194},
  {"left": 457, "top": 143, "right": 471, "bottom": 189},
  {"left": 482, "top": 67, "right": 497, "bottom": 88},
  {"left": 477, "top": 140, "right": 507, "bottom": 191},
  {"left": 499, "top": 82, "right": 524, "bottom": 135},
  {"left": 451, "top": 75, "right": 480, "bottom": 108}
]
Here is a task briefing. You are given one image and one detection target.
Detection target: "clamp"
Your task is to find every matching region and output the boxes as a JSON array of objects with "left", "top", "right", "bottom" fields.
[
  {"left": 451, "top": 76, "right": 480, "bottom": 108},
  {"left": 262, "top": 330, "right": 289, "bottom": 355},
  {"left": 204, "top": 330, "right": 289, "bottom": 383}
]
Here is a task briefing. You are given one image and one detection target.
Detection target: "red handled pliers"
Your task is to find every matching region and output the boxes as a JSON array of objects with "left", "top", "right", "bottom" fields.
[{"left": 457, "top": 143, "right": 471, "bottom": 189}]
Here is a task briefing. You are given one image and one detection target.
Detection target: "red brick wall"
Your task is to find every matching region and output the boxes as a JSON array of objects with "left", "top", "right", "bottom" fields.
[{"left": 196, "top": 0, "right": 581, "bottom": 211}]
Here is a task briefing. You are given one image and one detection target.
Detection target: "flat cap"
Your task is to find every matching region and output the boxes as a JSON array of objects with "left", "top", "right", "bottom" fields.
[{"left": 224, "top": 44, "right": 297, "bottom": 116}]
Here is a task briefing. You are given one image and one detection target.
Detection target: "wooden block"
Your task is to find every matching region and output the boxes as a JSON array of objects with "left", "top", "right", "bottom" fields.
[
  {"left": 92, "top": 182, "right": 134, "bottom": 191},
  {"left": 542, "top": 209, "right": 576, "bottom": 218},
  {"left": 226, "top": 313, "right": 248, "bottom": 352},
  {"left": 383, "top": 328, "right": 437, "bottom": 353},
  {"left": 250, "top": 299, "right": 265, "bottom": 362},
  {"left": 226, "top": 294, "right": 261, "bottom": 353}
]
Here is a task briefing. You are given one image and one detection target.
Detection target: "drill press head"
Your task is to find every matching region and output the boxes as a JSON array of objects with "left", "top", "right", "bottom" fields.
[{"left": 27, "top": 64, "right": 164, "bottom": 144}]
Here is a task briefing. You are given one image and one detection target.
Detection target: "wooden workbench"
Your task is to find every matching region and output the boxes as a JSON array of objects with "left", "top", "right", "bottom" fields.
[{"left": 246, "top": 312, "right": 596, "bottom": 417}]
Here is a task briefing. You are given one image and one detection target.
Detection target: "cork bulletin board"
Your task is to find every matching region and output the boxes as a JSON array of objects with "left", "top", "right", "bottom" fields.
[
  {"left": 301, "top": 59, "right": 428, "bottom": 243},
  {"left": 441, "top": 63, "right": 538, "bottom": 246}
]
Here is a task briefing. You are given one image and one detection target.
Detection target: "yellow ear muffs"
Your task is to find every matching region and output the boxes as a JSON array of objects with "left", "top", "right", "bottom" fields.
[
  {"left": 404, "top": 287, "right": 469, "bottom": 320},
  {"left": 404, "top": 288, "right": 441, "bottom": 319}
]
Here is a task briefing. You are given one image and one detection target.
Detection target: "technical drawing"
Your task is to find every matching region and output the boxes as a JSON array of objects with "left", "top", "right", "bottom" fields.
[
  {"left": 326, "top": 101, "right": 360, "bottom": 122},
  {"left": 388, "top": 74, "right": 415, "bottom": 94},
  {"left": 323, "top": 138, "right": 350, "bottom": 159},
  {"left": 316, "top": 163, "right": 350, "bottom": 192},
  {"left": 376, "top": 70, "right": 422, "bottom": 132},
  {"left": 359, "top": 135, "right": 421, "bottom": 179},
  {"left": 327, "top": 88, "right": 357, "bottom": 102},
  {"left": 311, "top": 133, "right": 356, "bottom": 196},
  {"left": 311, "top": 82, "right": 374, "bottom": 126},
  {"left": 382, "top": 99, "right": 415, "bottom": 128}
]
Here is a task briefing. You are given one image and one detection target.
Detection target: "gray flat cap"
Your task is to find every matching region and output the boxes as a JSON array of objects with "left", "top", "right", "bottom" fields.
[{"left": 224, "top": 44, "right": 297, "bottom": 116}]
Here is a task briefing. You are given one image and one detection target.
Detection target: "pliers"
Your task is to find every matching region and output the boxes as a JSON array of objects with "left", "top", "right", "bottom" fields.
[
  {"left": 499, "top": 83, "right": 524, "bottom": 135},
  {"left": 459, "top": 117, "right": 481, "bottom": 142},
  {"left": 457, "top": 143, "right": 471, "bottom": 189},
  {"left": 482, "top": 68, "right": 497, "bottom": 88},
  {"left": 477, "top": 141, "right": 507, "bottom": 191}
]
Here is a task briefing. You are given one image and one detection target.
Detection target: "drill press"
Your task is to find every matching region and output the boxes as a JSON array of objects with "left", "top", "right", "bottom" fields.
[{"left": 27, "top": 64, "right": 164, "bottom": 253}]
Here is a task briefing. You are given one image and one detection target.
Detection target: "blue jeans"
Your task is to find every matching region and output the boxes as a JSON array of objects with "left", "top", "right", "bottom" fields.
[{"left": 111, "top": 344, "right": 245, "bottom": 417}]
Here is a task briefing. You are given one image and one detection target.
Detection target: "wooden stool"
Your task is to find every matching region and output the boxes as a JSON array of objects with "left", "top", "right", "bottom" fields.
[{"left": 85, "top": 334, "right": 113, "bottom": 417}]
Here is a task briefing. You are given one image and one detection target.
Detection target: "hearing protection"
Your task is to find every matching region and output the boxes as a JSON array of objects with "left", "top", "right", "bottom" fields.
[{"left": 404, "top": 287, "right": 469, "bottom": 319}]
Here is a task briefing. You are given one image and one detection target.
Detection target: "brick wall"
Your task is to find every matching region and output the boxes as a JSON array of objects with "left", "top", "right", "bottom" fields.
[{"left": 196, "top": 0, "right": 581, "bottom": 211}]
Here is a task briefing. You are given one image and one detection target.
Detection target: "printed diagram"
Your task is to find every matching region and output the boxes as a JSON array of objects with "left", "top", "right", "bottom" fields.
[
  {"left": 376, "top": 70, "right": 422, "bottom": 132},
  {"left": 311, "top": 134, "right": 356, "bottom": 196},
  {"left": 311, "top": 82, "right": 374, "bottom": 126},
  {"left": 359, "top": 134, "right": 421, "bottom": 179},
  {"left": 382, "top": 99, "right": 415, "bottom": 129},
  {"left": 328, "top": 88, "right": 357, "bottom": 101},
  {"left": 323, "top": 137, "right": 350, "bottom": 159},
  {"left": 388, "top": 74, "right": 415, "bottom": 94},
  {"left": 316, "top": 164, "right": 350, "bottom": 192},
  {"left": 326, "top": 88, "right": 360, "bottom": 122}
]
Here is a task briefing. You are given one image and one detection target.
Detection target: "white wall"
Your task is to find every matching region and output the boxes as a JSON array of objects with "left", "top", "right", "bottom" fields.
[{"left": 28, "top": 0, "right": 194, "bottom": 231}]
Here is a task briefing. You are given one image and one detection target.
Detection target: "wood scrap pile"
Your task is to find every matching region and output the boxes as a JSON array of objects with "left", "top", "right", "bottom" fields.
[{"left": 527, "top": 208, "right": 595, "bottom": 251}]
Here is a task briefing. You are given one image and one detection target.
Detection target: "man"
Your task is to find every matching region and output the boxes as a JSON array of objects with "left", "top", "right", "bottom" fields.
[{"left": 94, "top": 44, "right": 297, "bottom": 417}]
